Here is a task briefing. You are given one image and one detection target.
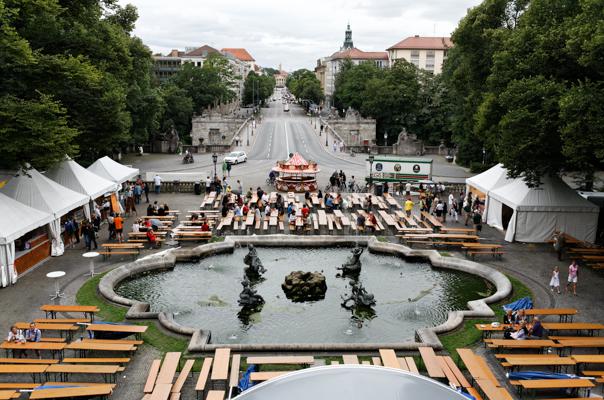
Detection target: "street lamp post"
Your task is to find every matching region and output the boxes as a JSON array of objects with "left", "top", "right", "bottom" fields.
[
  {"left": 384, "top": 131, "right": 388, "bottom": 146},
  {"left": 212, "top": 153, "right": 218, "bottom": 180},
  {"left": 368, "top": 155, "right": 375, "bottom": 189}
]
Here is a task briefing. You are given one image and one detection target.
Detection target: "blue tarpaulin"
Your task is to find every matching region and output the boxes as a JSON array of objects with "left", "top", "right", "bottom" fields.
[
  {"left": 508, "top": 371, "right": 578, "bottom": 380},
  {"left": 457, "top": 389, "right": 476, "bottom": 399},
  {"left": 239, "top": 365, "right": 258, "bottom": 391},
  {"left": 503, "top": 297, "right": 533, "bottom": 312}
]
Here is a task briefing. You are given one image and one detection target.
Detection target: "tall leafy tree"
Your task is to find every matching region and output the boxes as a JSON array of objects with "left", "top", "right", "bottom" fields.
[
  {"left": 243, "top": 72, "right": 275, "bottom": 106},
  {"left": 287, "top": 69, "right": 324, "bottom": 105}
]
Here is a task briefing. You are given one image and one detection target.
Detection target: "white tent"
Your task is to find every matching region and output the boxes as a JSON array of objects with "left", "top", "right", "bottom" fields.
[
  {"left": 46, "top": 158, "right": 117, "bottom": 200},
  {"left": 0, "top": 168, "right": 89, "bottom": 256},
  {"left": 465, "top": 164, "right": 513, "bottom": 222},
  {"left": 487, "top": 175, "right": 599, "bottom": 243},
  {"left": 87, "top": 156, "right": 139, "bottom": 184},
  {"left": 0, "top": 193, "right": 54, "bottom": 287}
]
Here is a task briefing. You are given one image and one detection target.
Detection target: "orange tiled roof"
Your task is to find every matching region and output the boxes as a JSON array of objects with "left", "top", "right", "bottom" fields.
[
  {"left": 387, "top": 36, "right": 453, "bottom": 51},
  {"left": 221, "top": 48, "right": 255, "bottom": 62},
  {"left": 185, "top": 45, "right": 220, "bottom": 57},
  {"left": 330, "top": 48, "right": 388, "bottom": 60}
]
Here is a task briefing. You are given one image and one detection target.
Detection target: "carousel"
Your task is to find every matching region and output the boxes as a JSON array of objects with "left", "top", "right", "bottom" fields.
[{"left": 272, "top": 153, "right": 320, "bottom": 192}]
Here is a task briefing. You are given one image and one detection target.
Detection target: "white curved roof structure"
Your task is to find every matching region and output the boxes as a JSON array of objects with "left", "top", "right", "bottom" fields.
[
  {"left": 466, "top": 163, "right": 510, "bottom": 194},
  {"left": 234, "top": 366, "right": 467, "bottom": 400},
  {"left": 46, "top": 158, "right": 117, "bottom": 200},
  {"left": 0, "top": 192, "right": 53, "bottom": 245},
  {"left": 87, "top": 156, "right": 139, "bottom": 184},
  {"left": 0, "top": 168, "right": 89, "bottom": 218}
]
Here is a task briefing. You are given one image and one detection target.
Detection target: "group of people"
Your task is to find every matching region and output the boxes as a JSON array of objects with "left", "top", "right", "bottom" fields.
[
  {"left": 6, "top": 323, "right": 42, "bottom": 358},
  {"left": 502, "top": 309, "right": 544, "bottom": 340},
  {"left": 549, "top": 260, "right": 579, "bottom": 295}
]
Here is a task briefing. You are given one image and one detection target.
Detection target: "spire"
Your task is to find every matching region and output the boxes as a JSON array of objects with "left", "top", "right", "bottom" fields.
[{"left": 342, "top": 23, "right": 354, "bottom": 50}]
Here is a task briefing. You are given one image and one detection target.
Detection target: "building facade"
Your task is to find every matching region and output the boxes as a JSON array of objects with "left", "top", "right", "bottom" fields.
[
  {"left": 387, "top": 36, "right": 452, "bottom": 74},
  {"left": 316, "top": 24, "right": 388, "bottom": 106}
]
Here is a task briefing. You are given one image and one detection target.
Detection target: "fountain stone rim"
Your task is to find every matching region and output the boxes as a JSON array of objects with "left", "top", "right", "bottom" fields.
[{"left": 98, "top": 236, "right": 512, "bottom": 352}]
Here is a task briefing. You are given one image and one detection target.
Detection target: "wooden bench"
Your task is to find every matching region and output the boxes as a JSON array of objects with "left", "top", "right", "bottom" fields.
[
  {"left": 371, "top": 357, "right": 382, "bottom": 366},
  {"left": 40, "top": 338, "right": 66, "bottom": 343},
  {"left": 0, "top": 358, "right": 58, "bottom": 364},
  {"left": 62, "top": 357, "right": 130, "bottom": 365},
  {"left": 229, "top": 354, "right": 241, "bottom": 395},
  {"left": 195, "top": 357, "right": 213, "bottom": 400},
  {"left": 206, "top": 390, "right": 225, "bottom": 400},
  {"left": 419, "top": 347, "right": 445, "bottom": 378},
  {"left": 171, "top": 359, "right": 194, "bottom": 394},
  {"left": 34, "top": 318, "right": 89, "bottom": 324},
  {"left": 342, "top": 354, "right": 359, "bottom": 364},
  {"left": 466, "top": 387, "right": 484, "bottom": 400},
  {"left": 156, "top": 352, "right": 181, "bottom": 385},
  {"left": 0, "top": 384, "right": 39, "bottom": 390},
  {"left": 249, "top": 371, "right": 291, "bottom": 381}
]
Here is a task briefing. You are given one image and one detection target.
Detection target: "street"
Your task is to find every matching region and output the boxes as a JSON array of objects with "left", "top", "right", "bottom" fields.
[{"left": 123, "top": 94, "right": 472, "bottom": 190}]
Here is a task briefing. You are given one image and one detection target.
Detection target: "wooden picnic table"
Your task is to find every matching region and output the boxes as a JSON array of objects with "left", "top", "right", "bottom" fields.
[
  {"left": 65, "top": 341, "right": 136, "bottom": 358},
  {"left": 0, "top": 341, "right": 65, "bottom": 359},
  {"left": 211, "top": 348, "right": 230, "bottom": 381},
  {"left": 488, "top": 339, "right": 558, "bottom": 350},
  {"left": 457, "top": 348, "right": 491, "bottom": 382},
  {"left": 0, "top": 391, "right": 17, "bottom": 400},
  {"left": 14, "top": 322, "right": 78, "bottom": 340},
  {"left": 317, "top": 210, "right": 327, "bottom": 227},
  {"left": 378, "top": 210, "right": 397, "bottom": 229},
  {"left": 101, "top": 243, "right": 145, "bottom": 248},
  {"left": 517, "top": 378, "right": 594, "bottom": 396},
  {"left": 29, "top": 385, "right": 113, "bottom": 399},
  {"left": 156, "top": 352, "right": 181, "bottom": 384},
  {"left": 542, "top": 322, "right": 604, "bottom": 335},
  {"left": 572, "top": 355, "right": 604, "bottom": 364},
  {"left": 379, "top": 349, "right": 401, "bottom": 369},
  {"left": 420, "top": 211, "right": 443, "bottom": 230},
  {"left": 418, "top": 347, "right": 446, "bottom": 378},
  {"left": 86, "top": 323, "right": 147, "bottom": 340},
  {"left": 474, "top": 378, "right": 512, "bottom": 400},
  {"left": 0, "top": 364, "right": 48, "bottom": 382},
  {"left": 249, "top": 371, "right": 290, "bottom": 382},
  {"left": 566, "top": 248, "right": 604, "bottom": 254},
  {"left": 503, "top": 356, "right": 576, "bottom": 372},
  {"left": 246, "top": 356, "right": 314, "bottom": 366},
  {"left": 141, "top": 216, "right": 175, "bottom": 219},
  {"left": 40, "top": 305, "right": 99, "bottom": 321},
  {"left": 45, "top": 364, "right": 122, "bottom": 383},
  {"left": 149, "top": 383, "right": 172, "bottom": 400},
  {"left": 579, "top": 255, "right": 604, "bottom": 262},
  {"left": 525, "top": 308, "right": 577, "bottom": 322},
  {"left": 557, "top": 338, "right": 604, "bottom": 351},
  {"left": 342, "top": 355, "right": 360, "bottom": 365}
]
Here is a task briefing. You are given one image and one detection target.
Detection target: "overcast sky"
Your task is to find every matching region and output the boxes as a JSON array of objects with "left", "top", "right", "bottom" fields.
[{"left": 120, "top": 0, "right": 482, "bottom": 71}]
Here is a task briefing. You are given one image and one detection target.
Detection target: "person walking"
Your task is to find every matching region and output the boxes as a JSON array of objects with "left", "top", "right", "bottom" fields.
[
  {"left": 226, "top": 162, "right": 232, "bottom": 177},
  {"left": 565, "top": 260, "right": 579, "bottom": 295},
  {"left": 222, "top": 160, "right": 228, "bottom": 178},
  {"left": 153, "top": 174, "right": 162, "bottom": 194},
  {"left": 472, "top": 208, "right": 483, "bottom": 235},
  {"left": 114, "top": 213, "right": 124, "bottom": 243},
  {"left": 205, "top": 176, "right": 211, "bottom": 194},
  {"left": 552, "top": 232, "right": 565, "bottom": 261},
  {"left": 143, "top": 182, "right": 150, "bottom": 203},
  {"left": 549, "top": 266, "right": 561, "bottom": 294},
  {"left": 404, "top": 197, "right": 414, "bottom": 217}
]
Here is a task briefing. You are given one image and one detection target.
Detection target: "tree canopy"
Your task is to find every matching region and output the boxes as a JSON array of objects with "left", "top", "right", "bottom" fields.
[
  {"left": 286, "top": 69, "right": 324, "bottom": 106},
  {"left": 242, "top": 72, "right": 275, "bottom": 106},
  {"left": 333, "top": 60, "right": 451, "bottom": 146},
  {"left": 443, "top": 0, "right": 604, "bottom": 187}
]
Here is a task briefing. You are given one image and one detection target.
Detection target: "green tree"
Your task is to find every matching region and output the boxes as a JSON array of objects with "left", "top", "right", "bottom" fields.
[
  {"left": 243, "top": 72, "right": 275, "bottom": 106},
  {"left": 287, "top": 69, "right": 324, "bottom": 106}
]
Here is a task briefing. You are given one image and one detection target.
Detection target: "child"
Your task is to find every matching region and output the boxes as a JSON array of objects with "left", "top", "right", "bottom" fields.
[{"left": 549, "top": 266, "right": 561, "bottom": 294}]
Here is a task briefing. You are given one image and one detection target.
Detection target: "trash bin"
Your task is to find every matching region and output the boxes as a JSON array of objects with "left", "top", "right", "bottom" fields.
[
  {"left": 374, "top": 183, "right": 384, "bottom": 197},
  {"left": 194, "top": 181, "right": 202, "bottom": 195}
]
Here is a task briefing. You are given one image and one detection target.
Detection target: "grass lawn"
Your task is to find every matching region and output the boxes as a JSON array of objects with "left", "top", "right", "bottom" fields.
[
  {"left": 439, "top": 274, "right": 533, "bottom": 362},
  {"left": 76, "top": 272, "right": 188, "bottom": 355}
]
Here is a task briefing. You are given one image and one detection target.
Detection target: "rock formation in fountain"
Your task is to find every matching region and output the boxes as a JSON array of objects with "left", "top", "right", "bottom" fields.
[{"left": 281, "top": 271, "right": 327, "bottom": 302}]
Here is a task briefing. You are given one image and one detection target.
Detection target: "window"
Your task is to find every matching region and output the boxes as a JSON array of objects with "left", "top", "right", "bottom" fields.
[{"left": 410, "top": 50, "right": 420, "bottom": 67}]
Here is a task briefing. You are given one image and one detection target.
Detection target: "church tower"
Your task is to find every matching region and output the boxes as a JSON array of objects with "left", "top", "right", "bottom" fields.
[{"left": 342, "top": 23, "right": 354, "bottom": 50}]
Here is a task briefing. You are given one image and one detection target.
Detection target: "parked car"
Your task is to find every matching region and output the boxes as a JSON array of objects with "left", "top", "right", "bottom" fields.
[{"left": 223, "top": 151, "right": 247, "bottom": 164}]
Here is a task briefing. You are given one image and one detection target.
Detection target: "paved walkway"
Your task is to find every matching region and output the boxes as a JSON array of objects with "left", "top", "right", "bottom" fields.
[{"left": 1, "top": 191, "right": 602, "bottom": 399}]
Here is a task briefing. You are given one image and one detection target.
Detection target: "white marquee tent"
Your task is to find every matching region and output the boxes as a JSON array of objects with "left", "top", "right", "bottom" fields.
[
  {"left": 46, "top": 158, "right": 117, "bottom": 220},
  {"left": 465, "top": 164, "right": 512, "bottom": 222},
  {"left": 0, "top": 168, "right": 89, "bottom": 256},
  {"left": 0, "top": 193, "right": 54, "bottom": 287},
  {"left": 487, "top": 175, "right": 599, "bottom": 243},
  {"left": 87, "top": 156, "right": 139, "bottom": 184}
]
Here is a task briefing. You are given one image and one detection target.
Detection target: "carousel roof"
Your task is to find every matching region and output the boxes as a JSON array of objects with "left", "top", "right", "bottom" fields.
[
  {"left": 273, "top": 153, "right": 319, "bottom": 173},
  {"left": 286, "top": 153, "right": 309, "bottom": 166}
]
